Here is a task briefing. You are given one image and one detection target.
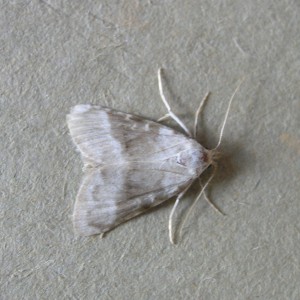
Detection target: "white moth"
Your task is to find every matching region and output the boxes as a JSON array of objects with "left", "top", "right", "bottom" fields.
[{"left": 67, "top": 69, "right": 241, "bottom": 244}]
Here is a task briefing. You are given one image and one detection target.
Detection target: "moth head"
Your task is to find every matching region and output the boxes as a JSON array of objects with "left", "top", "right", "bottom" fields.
[{"left": 206, "top": 148, "right": 221, "bottom": 168}]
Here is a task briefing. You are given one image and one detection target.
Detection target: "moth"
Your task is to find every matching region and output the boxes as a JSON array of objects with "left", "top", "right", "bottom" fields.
[{"left": 67, "top": 69, "right": 241, "bottom": 243}]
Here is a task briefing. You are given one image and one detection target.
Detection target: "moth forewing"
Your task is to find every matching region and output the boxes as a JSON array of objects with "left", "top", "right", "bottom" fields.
[{"left": 67, "top": 105, "right": 210, "bottom": 236}]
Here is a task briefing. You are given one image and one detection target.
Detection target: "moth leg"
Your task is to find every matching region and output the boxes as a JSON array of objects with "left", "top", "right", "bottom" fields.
[
  {"left": 199, "top": 179, "right": 225, "bottom": 216},
  {"left": 168, "top": 182, "right": 193, "bottom": 244},
  {"left": 157, "top": 68, "right": 192, "bottom": 136},
  {"left": 157, "top": 113, "right": 170, "bottom": 122},
  {"left": 193, "top": 92, "right": 210, "bottom": 139},
  {"left": 175, "top": 166, "right": 224, "bottom": 243}
]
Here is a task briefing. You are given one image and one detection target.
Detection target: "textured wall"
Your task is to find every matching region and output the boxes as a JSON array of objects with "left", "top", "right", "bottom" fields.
[{"left": 1, "top": 1, "right": 299, "bottom": 299}]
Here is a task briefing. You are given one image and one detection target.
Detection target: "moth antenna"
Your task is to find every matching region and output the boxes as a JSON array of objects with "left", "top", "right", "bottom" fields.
[
  {"left": 176, "top": 165, "right": 217, "bottom": 242},
  {"left": 213, "top": 80, "right": 243, "bottom": 150},
  {"left": 193, "top": 92, "right": 210, "bottom": 138},
  {"left": 157, "top": 68, "right": 192, "bottom": 136},
  {"left": 168, "top": 182, "right": 193, "bottom": 244}
]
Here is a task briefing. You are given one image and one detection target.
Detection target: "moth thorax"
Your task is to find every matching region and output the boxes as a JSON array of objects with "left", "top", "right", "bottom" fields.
[
  {"left": 205, "top": 148, "right": 221, "bottom": 168},
  {"left": 176, "top": 146, "right": 210, "bottom": 177}
]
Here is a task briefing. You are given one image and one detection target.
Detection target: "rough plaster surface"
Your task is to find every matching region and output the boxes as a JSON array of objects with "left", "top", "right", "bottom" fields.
[{"left": 1, "top": 1, "right": 300, "bottom": 299}]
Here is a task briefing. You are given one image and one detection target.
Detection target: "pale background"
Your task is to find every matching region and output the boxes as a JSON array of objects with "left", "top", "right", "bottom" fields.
[{"left": 1, "top": 1, "right": 299, "bottom": 299}]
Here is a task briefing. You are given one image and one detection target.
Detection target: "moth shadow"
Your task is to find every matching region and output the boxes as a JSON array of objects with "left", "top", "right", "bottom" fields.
[
  {"left": 134, "top": 143, "right": 248, "bottom": 233},
  {"left": 211, "top": 145, "right": 242, "bottom": 185},
  {"left": 174, "top": 143, "right": 249, "bottom": 225}
]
